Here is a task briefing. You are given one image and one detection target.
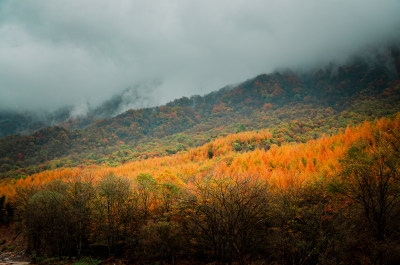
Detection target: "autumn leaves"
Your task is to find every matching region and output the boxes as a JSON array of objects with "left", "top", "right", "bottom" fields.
[{"left": 1, "top": 114, "right": 400, "bottom": 263}]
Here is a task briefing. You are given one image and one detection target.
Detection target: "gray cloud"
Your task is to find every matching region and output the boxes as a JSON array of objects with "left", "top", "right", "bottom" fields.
[{"left": 0, "top": 0, "right": 399, "bottom": 112}]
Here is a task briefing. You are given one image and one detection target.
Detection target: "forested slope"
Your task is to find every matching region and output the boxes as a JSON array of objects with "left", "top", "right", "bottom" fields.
[
  {"left": 1, "top": 114, "right": 399, "bottom": 264},
  {"left": 1, "top": 48, "right": 399, "bottom": 179}
]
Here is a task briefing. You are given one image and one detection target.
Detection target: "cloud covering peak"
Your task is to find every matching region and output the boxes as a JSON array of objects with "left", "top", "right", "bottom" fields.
[{"left": 0, "top": 0, "right": 399, "bottom": 111}]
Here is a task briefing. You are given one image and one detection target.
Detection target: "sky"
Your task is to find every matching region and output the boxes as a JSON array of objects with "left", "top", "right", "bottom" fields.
[{"left": 0, "top": 0, "right": 399, "bottom": 113}]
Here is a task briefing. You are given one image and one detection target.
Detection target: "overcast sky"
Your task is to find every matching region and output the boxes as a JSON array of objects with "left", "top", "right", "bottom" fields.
[{"left": 0, "top": 0, "right": 399, "bottom": 112}]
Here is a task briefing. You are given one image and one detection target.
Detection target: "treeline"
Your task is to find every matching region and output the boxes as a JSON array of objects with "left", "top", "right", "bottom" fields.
[{"left": 1, "top": 124, "right": 398, "bottom": 264}]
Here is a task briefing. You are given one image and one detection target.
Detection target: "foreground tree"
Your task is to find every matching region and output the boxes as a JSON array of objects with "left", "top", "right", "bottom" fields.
[
  {"left": 92, "top": 174, "right": 133, "bottom": 256},
  {"left": 271, "top": 176, "right": 342, "bottom": 265},
  {"left": 26, "top": 189, "right": 69, "bottom": 257},
  {"left": 181, "top": 176, "right": 270, "bottom": 264},
  {"left": 339, "top": 131, "right": 400, "bottom": 241},
  {"left": 334, "top": 124, "right": 400, "bottom": 263},
  {"left": 64, "top": 178, "right": 96, "bottom": 257}
]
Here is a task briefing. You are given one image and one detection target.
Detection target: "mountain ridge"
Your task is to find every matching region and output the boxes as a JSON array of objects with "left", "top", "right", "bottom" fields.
[{"left": 0, "top": 46, "right": 399, "bottom": 178}]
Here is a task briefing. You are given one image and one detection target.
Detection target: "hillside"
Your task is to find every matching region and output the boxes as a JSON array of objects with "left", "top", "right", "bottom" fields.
[
  {"left": 0, "top": 47, "right": 400, "bottom": 265},
  {"left": 1, "top": 113, "right": 399, "bottom": 264},
  {"left": 0, "top": 116, "right": 376, "bottom": 200},
  {"left": 1, "top": 47, "right": 399, "bottom": 179},
  {"left": 0, "top": 86, "right": 153, "bottom": 138},
  {"left": 2, "top": 0, "right": 400, "bottom": 263}
]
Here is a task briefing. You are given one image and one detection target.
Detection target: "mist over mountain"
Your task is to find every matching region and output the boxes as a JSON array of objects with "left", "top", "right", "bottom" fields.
[
  {"left": 0, "top": 0, "right": 399, "bottom": 113},
  {"left": 1, "top": 37, "right": 400, "bottom": 264},
  {"left": 2, "top": 2, "right": 400, "bottom": 263},
  {"left": 0, "top": 83, "right": 158, "bottom": 137},
  {"left": 1, "top": 45, "right": 399, "bottom": 179},
  {"left": 1, "top": 44, "right": 399, "bottom": 138}
]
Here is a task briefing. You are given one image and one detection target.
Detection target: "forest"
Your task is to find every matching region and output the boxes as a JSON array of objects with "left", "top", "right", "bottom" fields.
[
  {"left": 1, "top": 48, "right": 400, "bottom": 179},
  {"left": 0, "top": 48, "right": 400, "bottom": 264},
  {"left": 1, "top": 115, "right": 400, "bottom": 264}
]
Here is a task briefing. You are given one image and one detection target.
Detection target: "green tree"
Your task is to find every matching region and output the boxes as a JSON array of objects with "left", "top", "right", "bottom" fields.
[
  {"left": 135, "top": 173, "right": 157, "bottom": 220},
  {"left": 25, "top": 190, "right": 69, "bottom": 257},
  {"left": 65, "top": 179, "right": 96, "bottom": 257},
  {"left": 93, "top": 174, "right": 132, "bottom": 256}
]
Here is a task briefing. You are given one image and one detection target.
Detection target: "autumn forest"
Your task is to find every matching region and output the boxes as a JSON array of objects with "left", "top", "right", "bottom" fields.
[{"left": 1, "top": 47, "right": 400, "bottom": 264}]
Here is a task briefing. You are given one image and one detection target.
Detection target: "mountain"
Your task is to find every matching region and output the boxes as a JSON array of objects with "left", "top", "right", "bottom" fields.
[
  {"left": 0, "top": 84, "right": 156, "bottom": 138},
  {"left": 0, "top": 107, "right": 71, "bottom": 138},
  {"left": 0, "top": 46, "right": 399, "bottom": 178},
  {"left": 1, "top": 104, "right": 400, "bottom": 264},
  {"left": 1, "top": 46, "right": 400, "bottom": 264}
]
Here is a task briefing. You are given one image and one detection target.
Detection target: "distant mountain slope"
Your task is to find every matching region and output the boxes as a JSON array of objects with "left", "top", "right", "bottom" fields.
[
  {"left": 0, "top": 85, "right": 155, "bottom": 137},
  {"left": 0, "top": 46, "right": 399, "bottom": 178},
  {"left": 0, "top": 108, "right": 72, "bottom": 138}
]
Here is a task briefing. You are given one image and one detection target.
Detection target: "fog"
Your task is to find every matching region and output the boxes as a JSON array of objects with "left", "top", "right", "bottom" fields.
[{"left": 0, "top": 0, "right": 399, "bottom": 112}]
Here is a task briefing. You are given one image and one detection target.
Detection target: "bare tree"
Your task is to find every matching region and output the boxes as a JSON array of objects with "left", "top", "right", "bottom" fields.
[
  {"left": 334, "top": 127, "right": 400, "bottom": 264},
  {"left": 181, "top": 175, "right": 270, "bottom": 264},
  {"left": 338, "top": 131, "right": 400, "bottom": 241}
]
